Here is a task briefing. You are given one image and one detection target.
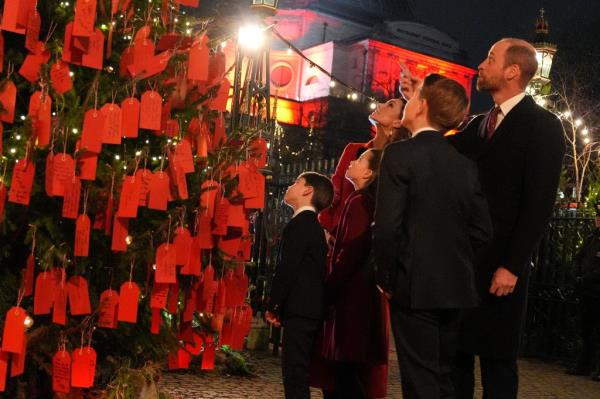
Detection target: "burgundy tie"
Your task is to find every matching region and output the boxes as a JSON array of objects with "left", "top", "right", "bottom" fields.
[{"left": 485, "top": 107, "right": 501, "bottom": 140}]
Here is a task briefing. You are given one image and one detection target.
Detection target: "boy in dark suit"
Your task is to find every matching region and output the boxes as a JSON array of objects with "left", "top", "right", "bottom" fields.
[
  {"left": 374, "top": 74, "right": 492, "bottom": 399},
  {"left": 267, "top": 172, "right": 334, "bottom": 399}
]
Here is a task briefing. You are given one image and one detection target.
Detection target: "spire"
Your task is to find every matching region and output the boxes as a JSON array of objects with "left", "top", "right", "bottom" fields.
[{"left": 534, "top": 8, "right": 550, "bottom": 43}]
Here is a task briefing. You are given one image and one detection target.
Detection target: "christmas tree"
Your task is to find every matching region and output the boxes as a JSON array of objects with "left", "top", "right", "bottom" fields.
[{"left": 0, "top": 0, "right": 267, "bottom": 396}]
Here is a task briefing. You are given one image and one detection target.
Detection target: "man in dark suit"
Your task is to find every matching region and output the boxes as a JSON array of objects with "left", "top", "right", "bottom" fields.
[
  {"left": 374, "top": 74, "right": 493, "bottom": 399},
  {"left": 403, "top": 38, "right": 566, "bottom": 398},
  {"left": 267, "top": 172, "right": 334, "bottom": 399}
]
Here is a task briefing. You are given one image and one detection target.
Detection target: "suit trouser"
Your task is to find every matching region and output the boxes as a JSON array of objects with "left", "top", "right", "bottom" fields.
[
  {"left": 390, "top": 304, "right": 461, "bottom": 399},
  {"left": 453, "top": 352, "right": 518, "bottom": 399},
  {"left": 282, "top": 317, "right": 321, "bottom": 399}
]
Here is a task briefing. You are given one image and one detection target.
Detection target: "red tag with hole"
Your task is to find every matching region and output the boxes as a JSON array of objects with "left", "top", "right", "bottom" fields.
[
  {"left": 71, "top": 346, "right": 96, "bottom": 388},
  {"left": 212, "top": 197, "right": 230, "bottom": 236},
  {"left": 0, "top": 80, "right": 17, "bottom": 123},
  {"left": 208, "top": 79, "right": 230, "bottom": 112},
  {"left": 200, "top": 180, "right": 220, "bottom": 218},
  {"left": 100, "top": 103, "right": 122, "bottom": 144},
  {"left": 53, "top": 279, "right": 68, "bottom": 326},
  {"left": 237, "top": 162, "right": 258, "bottom": 199},
  {"left": 25, "top": 10, "right": 40, "bottom": 52},
  {"left": 244, "top": 172, "right": 265, "bottom": 210},
  {"left": 98, "top": 289, "right": 119, "bottom": 329},
  {"left": 117, "top": 176, "right": 141, "bottom": 218},
  {"left": 73, "top": 0, "right": 96, "bottom": 37},
  {"left": 9, "top": 159, "right": 35, "bottom": 205},
  {"left": 74, "top": 214, "right": 91, "bottom": 257},
  {"left": 118, "top": 282, "right": 140, "bottom": 323},
  {"left": 19, "top": 49, "right": 50, "bottom": 83},
  {"left": 62, "top": 177, "right": 81, "bottom": 219},
  {"left": 181, "top": 235, "right": 201, "bottom": 276},
  {"left": 2, "top": 307, "right": 27, "bottom": 353},
  {"left": 62, "top": 23, "right": 84, "bottom": 65},
  {"left": 34, "top": 271, "right": 55, "bottom": 315},
  {"left": 174, "top": 227, "right": 192, "bottom": 266},
  {"left": 67, "top": 276, "right": 91, "bottom": 315},
  {"left": 78, "top": 151, "right": 98, "bottom": 181},
  {"left": 52, "top": 350, "right": 71, "bottom": 393},
  {"left": 29, "top": 91, "right": 52, "bottom": 147},
  {"left": 121, "top": 97, "right": 140, "bottom": 138},
  {"left": 140, "top": 91, "right": 162, "bottom": 130},
  {"left": 197, "top": 214, "right": 214, "bottom": 249},
  {"left": 174, "top": 140, "right": 195, "bottom": 173},
  {"left": 23, "top": 254, "right": 35, "bottom": 297},
  {"left": 0, "top": 184, "right": 6, "bottom": 223},
  {"left": 129, "top": 38, "right": 155, "bottom": 77},
  {"left": 81, "top": 109, "right": 104, "bottom": 154},
  {"left": 1, "top": 0, "right": 26, "bottom": 34},
  {"left": 250, "top": 137, "right": 268, "bottom": 168},
  {"left": 148, "top": 171, "right": 170, "bottom": 211},
  {"left": 150, "top": 283, "right": 169, "bottom": 309},
  {"left": 111, "top": 216, "right": 129, "bottom": 252},
  {"left": 52, "top": 154, "right": 75, "bottom": 197},
  {"left": 187, "top": 36, "right": 209, "bottom": 81},
  {"left": 51, "top": 61, "right": 73, "bottom": 95},
  {"left": 155, "top": 243, "right": 177, "bottom": 284},
  {"left": 136, "top": 169, "right": 152, "bottom": 207},
  {"left": 81, "top": 28, "right": 104, "bottom": 70}
]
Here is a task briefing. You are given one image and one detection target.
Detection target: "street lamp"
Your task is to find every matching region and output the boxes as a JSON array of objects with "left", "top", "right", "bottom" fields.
[
  {"left": 529, "top": 8, "right": 557, "bottom": 94},
  {"left": 251, "top": 0, "right": 279, "bottom": 14}
]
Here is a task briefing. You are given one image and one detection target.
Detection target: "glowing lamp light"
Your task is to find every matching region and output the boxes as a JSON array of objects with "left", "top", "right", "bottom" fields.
[
  {"left": 24, "top": 316, "right": 34, "bottom": 329},
  {"left": 582, "top": 128, "right": 589, "bottom": 136},
  {"left": 575, "top": 119, "right": 583, "bottom": 127},
  {"left": 238, "top": 25, "right": 265, "bottom": 51},
  {"left": 583, "top": 137, "right": 591, "bottom": 144},
  {"left": 350, "top": 93, "right": 358, "bottom": 101},
  {"left": 564, "top": 110, "right": 572, "bottom": 118},
  {"left": 329, "top": 81, "right": 336, "bottom": 88},
  {"left": 369, "top": 102, "right": 377, "bottom": 110}
]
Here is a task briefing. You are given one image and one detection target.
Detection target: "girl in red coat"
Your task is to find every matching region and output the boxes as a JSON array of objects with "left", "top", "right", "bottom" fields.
[{"left": 323, "top": 148, "right": 389, "bottom": 399}]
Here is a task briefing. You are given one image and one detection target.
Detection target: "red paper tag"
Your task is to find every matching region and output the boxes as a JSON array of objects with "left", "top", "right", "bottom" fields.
[
  {"left": 111, "top": 216, "right": 129, "bottom": 252},
  {"left": 148, "top": 171, "right": 170, "bottom": 211},
  {"left": 0, "top": 184, "right": 6, "bottom": 223},
  {"left": 52, "top": 154, "right": 76, "bottom": 197},
  {"left": 212, "top": 197, "right": 230, "bottom": 236},
  {"left": 244, "top": 172, "right": 265, "bottom": 210},
  {"left": 52, "top": 350, "right": 72, "bottom": 393},
  {"left": 0, "top": 80, "right": 17, "bottom": 123},
  {"left": 100, "top": 103, "right": 122, "bottom": 144},
  {"left": 51, "top": 61, "right": 73, "bottom": 94},
  {"left": 212, "top": 113, "right": 227, "bottom": 149},
  {"left": 117, "top": 282, "right": 140, "bottom": 323},
  {"left": 167, "top": 282, "right": 179, "bottom": 314},
  {"left": 117, "top": 176, "right": 141, "bottom": 218},
  {"left": 8, "top": 159, "right": 35, "bottom": 205},
  {"left": 140, "top": 91, "right": 162, "bottom": 130},
  {"left": 227, "top": 203, "right": 246, "bottom": 228},
  {"left": 140, "top": 50, "right": 171, "bottom": 79},
  {"left": 19, "top": 49, "right": 50, "bottom": 83},
  {"left": 81, "top": 109, "right": 104, "bottom": 154},
  {"left": 237, "top": 162, "right": 258, "bottom": 199},
  {"left": 25, "top": 10, "right": 41, "bottom": 52},
  {"left": 1, "top": 307, "right": 27, "bottom": 353},
  {"left": 78, "top": 151, "right": 98, "bottom": 181},
  {"left": 150, "top": 283, "right": 169, "bottom": 309},
  {"left": 45, "top": 153, "right": 55, "bottom": 196},
  {"left": 200, "top": 180, "right": 220, "bottom": 218},
  {"left": 187, "top": 36, "right": 209, "bottom": 81},
  {"left": 197, "top": 214, "right": 214, "bottom": 249},
  {"left": 119, "top": 46, "right": 133, "bottom": 77},
  {"left": 74, "top": 214, "right": 91, "bottom": 257},
  {"left": 201, "top": 336, "right": 216, "bottom": 370},
  {"left": 175, "top": 0, "right": 200, "bottom": 7},
  {"left": 53, "top": 279, "right": 68, "bottom": 326},
  {"left": 71, "top": 346, "right": 96, "bottom": 388},
  {"left": 208, "top": 79, "right": 231, "bottom": 112},
  {"left": 98, "top": 289, "right": 119, "bottom": 329},
  {"left": 1, "top": 0, "right": 26, "bottom": 34},
  {"left": 150, "top": 308, "right": 161, "bottom": 334},
  {"left": 201, "top": 264, "right": 217, "bottom": 311},
  {"left": 29, "top": 91, "right": 52, "bottom": 147},
  {"left": 181, "top": 235, "right": 201, "bottom": 276},
  {"left": 173, "top": 164, "right": 189, "bottom": 200},
  {"left": 130, "top": 38, "right": 155, "bottom": 77},
  {"left": 174, "top": 227, "right": 192, "bottom": 266},
  {"left": 34, "top": 271, "right": 55, "bottom": 315},
  {"left": 62, "top": 176, "right": 82, "bottom": 219},
  {"left": 121, "top": 97, "right": 140, "bottom": 138},
  {"left": 249, "top": 137, "right": 268, "bottom": 168},
  {"left": 81, "top": 29, "right": 104, "bottom": 70},
  {"left": 136, "top": 169, "right": 152, "bottom": 207},
  {"left": 73, "top": 0, "right": 97, "bottom": 37},
  {"left": 155, "top": 243, "right": 177, "bottom": 284},
  {"left": 209, "top": 50, "right": 226, "bottom": 86},
  {"left": 67, "top": 275, "right": 92, "bottom": 315},
  {"left": 10, "top": 337, "right": 26, "bottom": 376},
  {"left": 23, "top": 254, "right": 35, "bottom": 297},
  {"left": 174, "top": 140, "right": 195, "bottom": 173}
]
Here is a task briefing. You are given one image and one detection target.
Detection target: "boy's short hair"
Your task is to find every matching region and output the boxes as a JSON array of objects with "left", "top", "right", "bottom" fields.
[
  {"left": 420, "top": 74, "right": 469, "bottom": 131},
  {"left": 299, "top": 172, "right": 334, "bottom": 212}
]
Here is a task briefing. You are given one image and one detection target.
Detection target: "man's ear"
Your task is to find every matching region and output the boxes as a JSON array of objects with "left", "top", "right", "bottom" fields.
[
  {"left": 302, "top": 185, "right": 314, "bottom": 197},
  {"left": 505, "top": 64, "right": 519, "bottom": 82}
]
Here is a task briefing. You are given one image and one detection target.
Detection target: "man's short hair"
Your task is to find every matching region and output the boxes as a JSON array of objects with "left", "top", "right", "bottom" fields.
[
  {"left": 420, "top": 74, "right": 469, "bottom": 131},
  {"left": 501, "top": 38, "right": 538, "bottom": 88},
  {"left": 299, "top": 172, "right": 334, "bottom": 212}
]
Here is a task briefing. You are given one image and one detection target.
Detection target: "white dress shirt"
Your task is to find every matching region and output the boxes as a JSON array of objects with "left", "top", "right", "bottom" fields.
[
  {"left": 293, "top": 205, "right": 316, "bottom": 218},
  {"left": 412, "top": 126, "right": 439, "bottom": 136},
  {"left": 493, "top": 92, "right": 526, "bottom": 130}
]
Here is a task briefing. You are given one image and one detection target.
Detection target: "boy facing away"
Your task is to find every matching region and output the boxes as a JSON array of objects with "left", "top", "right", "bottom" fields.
[{"left": 267, "top": 172, "right": 334, "bottom": 399}]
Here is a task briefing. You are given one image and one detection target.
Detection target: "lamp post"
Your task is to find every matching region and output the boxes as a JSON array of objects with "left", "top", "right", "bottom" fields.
[{"left": 528, "top": 8, "right": 557, "bottom": 99}]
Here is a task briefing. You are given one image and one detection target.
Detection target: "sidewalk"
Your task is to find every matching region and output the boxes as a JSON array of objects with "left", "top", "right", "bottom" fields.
[{"left": 161, "top": 349, "right": 600, "bottom": 398}]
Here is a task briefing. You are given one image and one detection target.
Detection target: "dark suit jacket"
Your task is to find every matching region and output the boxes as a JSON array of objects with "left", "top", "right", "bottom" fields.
[
  {"left": 373, "top": 130, "right": 492, "bottom": 309},
  {"left": 269, "top": 210, "right": 328, "bottom": 322},
  {"left": 448, "top": 95, "right": 566, "bottom": 358}
]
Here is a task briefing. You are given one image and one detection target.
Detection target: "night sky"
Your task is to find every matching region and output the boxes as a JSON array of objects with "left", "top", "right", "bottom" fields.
[{"left": 412, "top": 0, "right": 599, "bottom": 112}]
